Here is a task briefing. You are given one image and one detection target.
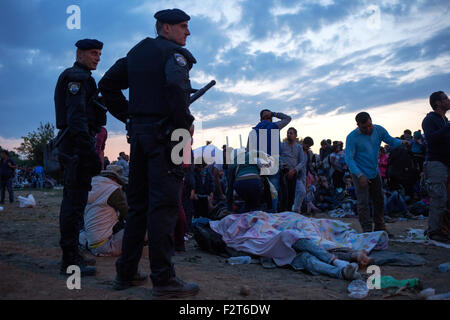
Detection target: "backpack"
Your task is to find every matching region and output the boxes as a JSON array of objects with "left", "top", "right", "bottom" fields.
[{"left": 43, "top": 128, "right": 68, "bottom": 178}]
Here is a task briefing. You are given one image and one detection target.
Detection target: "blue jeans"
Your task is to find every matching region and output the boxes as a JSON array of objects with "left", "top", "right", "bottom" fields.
[
  {"left": 384, "top": 191, "right": 408, "bottom": 215},
  {"left": 292, "top": 176, "right": 306, "bottom": 213},
  {"left": 36, "top": 173, "right": 44, "bottom": 189},
  {"left": 291, "top": 239, "right": 342, "bottom": 279},
  {"left": 268, "top": 171, "right": 280, "bottom": 211}
]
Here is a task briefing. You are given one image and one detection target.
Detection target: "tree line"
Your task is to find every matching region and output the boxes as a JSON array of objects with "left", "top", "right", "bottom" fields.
[{"left": 1, "top": 122, "right": 55, "bottom": 167}]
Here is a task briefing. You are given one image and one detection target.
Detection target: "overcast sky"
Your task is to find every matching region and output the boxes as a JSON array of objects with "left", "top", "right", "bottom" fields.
[{"left": 1, "top": 0, "right": 449, "bottom": 158}]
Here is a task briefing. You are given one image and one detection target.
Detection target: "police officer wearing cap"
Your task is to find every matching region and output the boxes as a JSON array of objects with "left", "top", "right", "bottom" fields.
[
  {"left": 54, "top": 39, "right": 106, "bottom": 276},
  {"left": 99, "top": 9, "right": 199, "bottom": 298}
]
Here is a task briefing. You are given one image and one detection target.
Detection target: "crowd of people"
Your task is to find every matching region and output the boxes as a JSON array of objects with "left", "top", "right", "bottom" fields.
[
  {"left": 7, "top": 6, "right": 445, "bottom": 299},
  {"left": 79, "top": 96, "right": 449, "bottom": 262}
]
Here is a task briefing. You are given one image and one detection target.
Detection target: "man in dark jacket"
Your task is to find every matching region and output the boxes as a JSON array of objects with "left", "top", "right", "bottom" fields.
[
  {"left": 99, "top": 8, "right": 199, "bottom": 298},
  {"left": 0, "top": 150, "right": 17, "bottom": 204},
  {"left": 422, "top": 91, "right": 450, "bottom": 242},
  {"left": 54, "top": 39, "right": 104, "bottom": 276}
]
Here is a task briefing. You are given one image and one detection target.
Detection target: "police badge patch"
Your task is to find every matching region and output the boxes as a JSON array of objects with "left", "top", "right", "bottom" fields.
[
  {"left": 68, "top": 82, "right": 81, "bottom": 95},
  {"left": 174, "top": 53, "right": 187, "bottom": 67}
]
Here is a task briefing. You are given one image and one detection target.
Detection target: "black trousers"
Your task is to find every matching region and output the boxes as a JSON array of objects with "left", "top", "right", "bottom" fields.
[
  {"left": 58, "top": 138, "right": 93, "bottom": 256},
  {"left": 332, "top": 170, "right": 346, "bottom": 189},
  {"left": 0, "top": 177, "right": 14, "bottom": 203},
  {"left": 116, "top": 123, "right": 182, "bottom": 286}
]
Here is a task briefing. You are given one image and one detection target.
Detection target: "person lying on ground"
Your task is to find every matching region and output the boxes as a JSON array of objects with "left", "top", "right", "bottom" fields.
[{"left": 291, "top": 239, "right": 371, "bottom": 281}]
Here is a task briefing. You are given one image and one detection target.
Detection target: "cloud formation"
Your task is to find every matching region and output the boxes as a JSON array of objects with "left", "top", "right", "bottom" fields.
[{"left": 0, "top": 0, "right": 449, "bottom": 155}]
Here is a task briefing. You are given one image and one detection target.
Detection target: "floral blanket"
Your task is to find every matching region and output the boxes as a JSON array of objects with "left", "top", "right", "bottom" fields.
[{"left": 209, "top": 211, "right": 388, "bottom": 266}]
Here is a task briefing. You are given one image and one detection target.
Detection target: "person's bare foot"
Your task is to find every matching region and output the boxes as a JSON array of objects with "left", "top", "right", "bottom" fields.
[{"left": 352, "top": 250, "right": 373, "bottom": 269}]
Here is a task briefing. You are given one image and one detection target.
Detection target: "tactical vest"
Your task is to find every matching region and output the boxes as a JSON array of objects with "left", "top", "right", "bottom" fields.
[
  {"left": 54, "top": 63, "right": 106, "bottom": 133},
  {"left": 126, "top": 36, "right": 195, "bottom": 118}
]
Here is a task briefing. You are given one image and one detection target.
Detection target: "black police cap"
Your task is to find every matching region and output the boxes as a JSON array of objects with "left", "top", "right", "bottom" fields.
[
  {"left": 75, "top": 39, "right": 103, "bottom": 50},
  {"left": 154, "top": 8, "right": 190, "bottom": 24}
]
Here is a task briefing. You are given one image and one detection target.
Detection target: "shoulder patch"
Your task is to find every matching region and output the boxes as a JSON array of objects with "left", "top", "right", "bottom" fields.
[
  {"left": 174, "top": 53, "right": 187, "bottom": 67},
  {"left": 68, "top": 82, "right": 81, "bottom": 95}
]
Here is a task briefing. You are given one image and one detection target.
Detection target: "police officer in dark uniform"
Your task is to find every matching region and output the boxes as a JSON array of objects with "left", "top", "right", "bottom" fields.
[
  {"left": 54, "top": 39, "right": 105, "bottom": 276},
  {"left": 99, "top": 9, "right": 199, "bottom": 299}
]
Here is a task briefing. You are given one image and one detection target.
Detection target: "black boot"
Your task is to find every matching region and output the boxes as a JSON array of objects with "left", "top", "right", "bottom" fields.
[
  {"left": 112, "top": 270, "right": 149, "bottom": 290},
  {"left": 60, "top": 250, "right": 96, "bottom": 276},
  {"left": 152, "top": 277, "right": 199, "bottom": 299}
]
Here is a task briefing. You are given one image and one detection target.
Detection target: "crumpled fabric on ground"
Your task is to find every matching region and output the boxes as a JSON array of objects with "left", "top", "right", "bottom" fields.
[
  {"left": 368, "top": 250, "right": 426, "bottom": 266},
  {"left": 209, "top": 211, "right": 388, "bottom": 266},
  {"left": 329, "top": 208, "right": 356, "bottom": 218}
]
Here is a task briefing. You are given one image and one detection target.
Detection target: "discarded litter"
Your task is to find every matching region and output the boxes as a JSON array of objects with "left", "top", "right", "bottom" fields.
[
  {"left": 438, "top": 262, "right": 450, "bottom": 273},
  {"left": 426, "top": 292, "right": 450, "bottom": 300},
  {"left": 380, "top": 275, "right": 420, "bottom": 289},
  {"left": 392, "top": 238, "right": 450, "bottom": 249},
  {"left": 407, "top": 228, "right": 427, "bottom": 240},
  {"left": 419, "top": 288, "right": 436, "bottom": 299},
  {"left": 227, "top": 256, "right": 251, "bottom": 265},
  {"left": 329, "top": 208, "right": 355, "bottom": 218},
  {"left": 348, "top": 280, "right": 369, "bottom": 299},
  {"left": 18, "top": 194, "right": 36, "bottom": 208}
]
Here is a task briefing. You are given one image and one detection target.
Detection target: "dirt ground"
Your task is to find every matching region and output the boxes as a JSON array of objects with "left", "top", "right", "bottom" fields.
[{"left": 0, "top": 189, "right": 449, "bottom": 300}]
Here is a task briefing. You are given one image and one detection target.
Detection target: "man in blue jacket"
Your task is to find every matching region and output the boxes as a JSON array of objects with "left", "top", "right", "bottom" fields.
[
  {"left": 345, "top": 112, "right": 408, "bottom": 234},
  {"left": 251, "top": 109, "right": 291, "bottom": 211},
  {"left": 422, "top": 91, "right": 450, "bottom": 243}
]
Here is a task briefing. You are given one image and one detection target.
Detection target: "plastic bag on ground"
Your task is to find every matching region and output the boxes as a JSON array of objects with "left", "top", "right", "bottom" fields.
[
  {"left": 348, "top": 280, "right": 369, "bottom": 299},
  {"left": 18, "top": 194, "right": 36, "bottom": 208}
]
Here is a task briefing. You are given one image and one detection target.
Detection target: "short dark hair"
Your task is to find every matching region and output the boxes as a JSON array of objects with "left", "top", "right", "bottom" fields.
[
  {"left": 156, "top": 20, "right": 164, "bottom": 36},
  {"left": 287, "top": 127, "right": 297, "bottom": 135},
  {"left": 260, "top": 109, "right": 271, "bottom": 120},
  {"left": 303, "top": 136, "right": 314, "bottom": 146},
  {"left": 404, "top": 129, "right": 412, "bottom": 135},
  {"left": 1, "top": 150, "right": 8, "bottom": 156},
  {"left": 355, "top": 112, "right": 371, "bottom": 124},
  {"left": 320, "top": 139, "right": 327, "bottom": 146},
  {"left": 429, "top": 91, "right": 445, "bottom": 110}
]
